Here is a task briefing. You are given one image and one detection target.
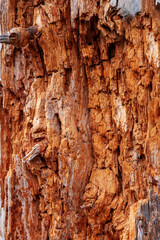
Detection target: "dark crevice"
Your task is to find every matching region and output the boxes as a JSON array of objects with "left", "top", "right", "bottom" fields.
[
  {"left": 15, "top": 6, "right": 19, "bottom": 26},
  {"left": 55, "top": 169, "right": 59, "bottom": 175},
  {"left": 116, "top": 0, "right": 118, "bottom": 7},
  {"left": 97, "top": 1, "right": 100, "bottom": 7},
  {"left": 36, "top": 39, "right": 48, "bottom": 81},
  {"left": 64, "top": 68, "right": 72, "bottom": 93},
  {"left": 40, "top": 156, "right": 47, "bottom": 165},
  {"left": 101, "top": 166, "right": 106, "bottom": 169},
  {"left": 117, "top": 146, "right": 122, "bottom": 193},
  {"left": 83, "top": 16, "right": 100, "bottom": 50},
  {"left": 55, "top": 113, "right": 62, "bottom": 136},
  {"left": 35, "top": 75, "right": 44, "bottom": 79},
  {"left": 108, "top": 43, "right": 116, "bottom": 59},
  {"left": 35, "top": 194, "right": 40, "bottom": 200},
  {"left": 148, "top": 81, "right": 152, "bottom": 100},
  {"left": 19, "top": 110, "right": 23, "bottom": 124},
  {"left": 102, "top": 24, "right": 110, "bottom": 30},
  {"left": 116, "top": 68, "right": 121, "bottom": 81},
  {"left": 90, "top": 59, "right": 108, "bottom": 67},
  {"left": 124, "top": 201, "right": 128, "bottom": 209},
  {"left": 139, "top": 154, "right": 145, "bottom": 161}
]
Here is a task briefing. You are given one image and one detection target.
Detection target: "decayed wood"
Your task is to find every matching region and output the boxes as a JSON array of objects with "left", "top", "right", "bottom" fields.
[{"left": 0, "top": 0, "right": 160, "bottom": 239}]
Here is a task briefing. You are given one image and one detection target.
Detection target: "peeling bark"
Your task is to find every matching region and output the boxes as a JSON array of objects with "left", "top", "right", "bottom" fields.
[{"left": 0, "top": 0, "right": 160, "bottom": 239}]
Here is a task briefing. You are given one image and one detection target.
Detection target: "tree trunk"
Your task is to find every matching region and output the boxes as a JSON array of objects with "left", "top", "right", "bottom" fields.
[{"left": 0, "top": 0, "right": 160, "bottom": 239}]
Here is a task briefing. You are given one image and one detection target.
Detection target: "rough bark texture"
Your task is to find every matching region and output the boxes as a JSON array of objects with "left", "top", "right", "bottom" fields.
[{"left": 0, "top": 0, "right": 160, "bottom": 239}]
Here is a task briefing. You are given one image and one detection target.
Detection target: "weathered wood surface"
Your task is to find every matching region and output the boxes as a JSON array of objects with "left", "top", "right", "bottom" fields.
[{"left": 0, "top": 0, "right": 160, "bottom": 239}]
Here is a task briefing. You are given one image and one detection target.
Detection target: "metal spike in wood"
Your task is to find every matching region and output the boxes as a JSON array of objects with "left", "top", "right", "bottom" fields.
[{"left": 0, "top": 25, "right": 41, "bottom": 47}]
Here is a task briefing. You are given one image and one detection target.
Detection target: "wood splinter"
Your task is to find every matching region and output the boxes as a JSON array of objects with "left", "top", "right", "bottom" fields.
[{"left": 23, "top": 139, "right": 48, "bottom": 163}]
